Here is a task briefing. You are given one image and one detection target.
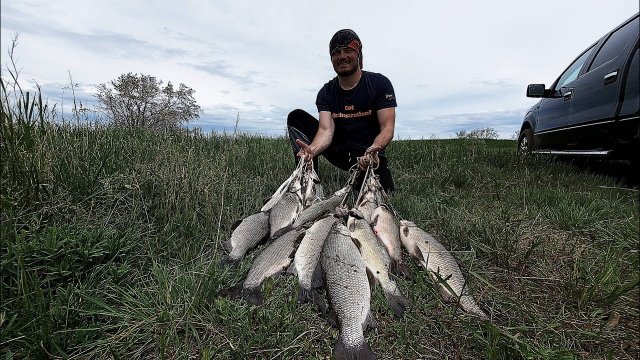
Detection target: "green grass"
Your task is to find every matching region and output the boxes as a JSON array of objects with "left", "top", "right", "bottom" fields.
[{"left": 1, "top": 87, "right": 638, "bottom": 359}]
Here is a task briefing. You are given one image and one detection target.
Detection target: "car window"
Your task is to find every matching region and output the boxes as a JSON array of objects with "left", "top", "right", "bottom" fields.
[
  {"left": 554, "top": 45, "right": 596, "bottom": 91},
  {"left": 588, "top": 17, "right": 639, "bottom": 71}
]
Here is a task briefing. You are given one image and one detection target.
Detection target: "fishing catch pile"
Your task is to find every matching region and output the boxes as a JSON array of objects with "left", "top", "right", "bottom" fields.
[{"left": 219, "top": 158, "right": 488, "bottom": 360}]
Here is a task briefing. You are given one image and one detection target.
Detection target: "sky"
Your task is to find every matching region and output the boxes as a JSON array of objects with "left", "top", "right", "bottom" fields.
[{"left": 1, "top": 1, "right": 638, "bottom": 139}]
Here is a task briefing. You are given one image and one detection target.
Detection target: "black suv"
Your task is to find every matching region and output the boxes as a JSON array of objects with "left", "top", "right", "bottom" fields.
[{"left": 518, "top": 13, "right": 639, "bottom": 165}]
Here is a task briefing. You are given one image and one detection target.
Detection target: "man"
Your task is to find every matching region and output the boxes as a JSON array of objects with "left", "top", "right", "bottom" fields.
[{"left": 287, "top": 28, "right": 397, "bottom": 193}]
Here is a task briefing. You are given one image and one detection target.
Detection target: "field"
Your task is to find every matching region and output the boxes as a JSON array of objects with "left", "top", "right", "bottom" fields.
[{"left": 1, "top": 96, "right": 639, "bottom": 359}]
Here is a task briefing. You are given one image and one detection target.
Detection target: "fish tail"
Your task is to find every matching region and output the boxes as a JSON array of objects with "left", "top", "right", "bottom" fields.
[
  {"left": 242, "top": 287, "right": 264, "bottom": 306},
  {"left": 298, "top": 287, "right": 313, "bottom": 303},
  {"left": 219, "top": 255, "right": 240, "bottom": 268},
  {"left": 217, "top": 283, "right": 243, "bottom": 299},
  {"left": 334, "top": 339, "right": 376, "bottom": 360},
  {"left": 461, "top": 296, "right": 489, "bottom": 320},
  {"left": 383, "top": 288, "right": 410, "bottom": 317}
]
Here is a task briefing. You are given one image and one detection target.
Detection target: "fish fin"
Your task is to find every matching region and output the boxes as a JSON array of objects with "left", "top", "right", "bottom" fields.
[
  {"left": 242, "top": 287, "right": 264, "bottom": 306},
  {"left": 347, "top": 218, "right": 356, "bottom": 232},
  {"left": 294, "top": 231, "right": 306, "bottom": 245},
  {"left": 223, "top": 239, "right": 233, "bottom": 252},
  {"left": 351, "top": 236, "right": 363, "bottom": 251},
  {"left": 413, "top": 247, "right": 427, "bottom": 267},
  {"left": 383, "top": 288, "right": 410, "bottom": 318},
  {"left": 310, "top": 262, "right": 324, "bottom": 289},
  {"left": 365, "top": 268, "right": 376, "bottom": 292},
  {"left": 287, "top": 262, "right": 297, "bottom": 275},
  {"left": 219, "top": 255, "right": 240, "bottom": 268},
  {"left": 230, "top": 219, "right": 243, "bottom": 232},
  {"left": 389, "top": 259, "right": 414, "bottom": 280},
  {"left": 371, "top": 213, "right": 379, "bottom": 228},
  {"left": 312, "top": 289, "right": 328, "bottom": 315},
  {"left": 217, "top": 283, "right": 243, "bottom": 299},
  {"left": 298, "top": 287, "right": 312, "bottom": 303},
  {"left": 334, "top": 339, "right": 376, "bottom": 360},
  {"left": 272, "top": 226, "right": 292, "bottom": 239},
  {"left": 364, "top": 309, "right": 377, "bottom": 330},
  {"left": 288, "top": 241, "right": 303, "bottom": 261},
  {"left": 326, "top": 307, "right": 339, "bottom": 328}
]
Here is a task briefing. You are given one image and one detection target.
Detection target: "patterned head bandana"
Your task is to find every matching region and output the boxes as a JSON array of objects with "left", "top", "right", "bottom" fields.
[{"left": 329, "top": 29, "right": 363, "bottom": 68}]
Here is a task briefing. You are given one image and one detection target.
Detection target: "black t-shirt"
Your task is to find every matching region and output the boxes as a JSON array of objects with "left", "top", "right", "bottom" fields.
[{"left": 316, "top": 71, "right": 397, "bottom": 152}]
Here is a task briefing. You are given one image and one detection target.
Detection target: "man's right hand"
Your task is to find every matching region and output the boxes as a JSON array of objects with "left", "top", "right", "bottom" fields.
[{"left": 295, "top": 139, "right": 314, "bottom": 162}]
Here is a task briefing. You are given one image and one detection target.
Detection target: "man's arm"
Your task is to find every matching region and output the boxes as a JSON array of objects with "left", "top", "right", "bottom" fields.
[
  {"left": 295, "top": 111, "right": 334, "bottom": 160},
  {"left": 358, "top": 107, "right": 395, "bottom": 169},
  {"left": 370, "top": 107, "right": 395, "bottom": 151}
]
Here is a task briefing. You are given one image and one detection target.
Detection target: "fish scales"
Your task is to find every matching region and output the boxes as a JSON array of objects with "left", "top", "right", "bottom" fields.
[
  {"left": 291, "top": 185, "right": 350, "bottom": 228},
  {"left": 321, "top": 223, "right": 376, "bottom": 359},
  {"left": 348, "top": 211, "right": 409, "bottom": 317},
  {"left": 240, "top": 228, "right": 305, "bottom": 304},
  {"left": 223, "top": 211, "right": 270, "bottom": 264},
  {"left": 269, "top": 191, "right": 302, "bottom": 237},
  {"left": 356, "top": 199, "right": 377, "bottom": 224},
  {"left": 371, "top": 205, "right": 412, "bottom": 278},
  {"left": 303, "top": 168, "right": 321, "bottom": 207}
]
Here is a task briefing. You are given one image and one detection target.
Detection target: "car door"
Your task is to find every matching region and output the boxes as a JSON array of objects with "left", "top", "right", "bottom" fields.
[
  {"left": 567, "top": 16, "right": 640, "bottom": 149},
  {"left": 535, "top": 44, "right": 597, "bottom": 149}
]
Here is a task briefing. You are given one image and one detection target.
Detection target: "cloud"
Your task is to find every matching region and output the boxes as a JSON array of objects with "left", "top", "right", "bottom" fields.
[{"left": 2, "top": 0, "right": 637, "bottom": 141}]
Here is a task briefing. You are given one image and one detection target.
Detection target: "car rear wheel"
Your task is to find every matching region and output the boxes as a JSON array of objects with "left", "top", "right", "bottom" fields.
[{"left": 518, "top": 128, "right": 534, "bottom": 154}]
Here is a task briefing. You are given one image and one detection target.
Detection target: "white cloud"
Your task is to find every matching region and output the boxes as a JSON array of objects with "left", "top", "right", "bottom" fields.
[{"left": 1, "top": 0, "right": 637, "bottom": 138}]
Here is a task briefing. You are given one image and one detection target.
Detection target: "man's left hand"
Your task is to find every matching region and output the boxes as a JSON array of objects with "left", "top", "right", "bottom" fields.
[{"left": 358, "top": 144, "right": 382, "bottom": 170}]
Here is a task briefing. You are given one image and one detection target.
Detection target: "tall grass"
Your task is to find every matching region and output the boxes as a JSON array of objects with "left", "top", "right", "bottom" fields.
[{"left": 1, "top": 86, "right": 638, "bottom": 358}]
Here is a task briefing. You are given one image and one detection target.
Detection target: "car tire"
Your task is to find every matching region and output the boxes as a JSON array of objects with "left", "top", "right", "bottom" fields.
[{"left": 518, "top": 128, "right": 534, "bottom": 154}]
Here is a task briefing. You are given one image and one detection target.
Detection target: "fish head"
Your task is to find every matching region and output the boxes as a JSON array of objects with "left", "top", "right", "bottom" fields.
[{"left": 399, "top": 220, "right": 417, "bottom": 238}]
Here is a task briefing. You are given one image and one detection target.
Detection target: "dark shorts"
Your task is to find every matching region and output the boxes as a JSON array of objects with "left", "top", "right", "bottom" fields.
[{"left": 286, "top": 109, "right": 395, "bottom": 193}]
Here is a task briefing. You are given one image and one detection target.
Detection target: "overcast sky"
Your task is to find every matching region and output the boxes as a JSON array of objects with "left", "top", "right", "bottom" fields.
[{"left": 1, "top": 1, "right": 638, "bottom": 139}]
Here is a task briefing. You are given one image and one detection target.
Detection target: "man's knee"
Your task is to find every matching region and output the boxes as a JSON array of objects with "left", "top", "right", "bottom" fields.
[{"left": 287, "top": 109, "right": 310, "bottom": 126}]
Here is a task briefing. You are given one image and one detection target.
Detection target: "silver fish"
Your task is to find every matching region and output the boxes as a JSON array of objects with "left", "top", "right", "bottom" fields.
[
  {"left": 290, "top": 215, "right": 339, "bottom": 302},
  {"left": 348, "top": 210, "right": 409, "bottom": 317},
  {"left": 371, "top": 205, "right": 412, "bottom": 278},
  {"left": 221, "top": 211, "right": 270, "bottom": 266},
  {"left": 399, "top": 220, "right": 488, "bottom": 320},
  {"left": 269, "top": 191, "right": 302, "bottom": 238},
  {"left": 321, "top": 223, "right": 376, "bottom": 360},
  {"left": 226, "top": 227, "right": 305, "bottom": 305},
  {"left": 290, "top": 185, "right": 351, "bottom": 228}
]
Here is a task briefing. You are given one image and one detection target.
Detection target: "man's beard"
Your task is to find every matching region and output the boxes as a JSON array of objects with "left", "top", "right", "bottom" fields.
[{"left": 334, "top": 61, "right": 358, "bottom": 77}]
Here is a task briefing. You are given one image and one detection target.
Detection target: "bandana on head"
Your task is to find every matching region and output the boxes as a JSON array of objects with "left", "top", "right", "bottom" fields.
[{"left": 329, "top": 29, "right": 362, "bottom": 56}]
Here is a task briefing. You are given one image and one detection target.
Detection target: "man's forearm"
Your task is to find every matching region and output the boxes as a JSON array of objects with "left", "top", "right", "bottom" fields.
[{"left": 308, "top": 130, "right": 332, "bottom": 156}]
